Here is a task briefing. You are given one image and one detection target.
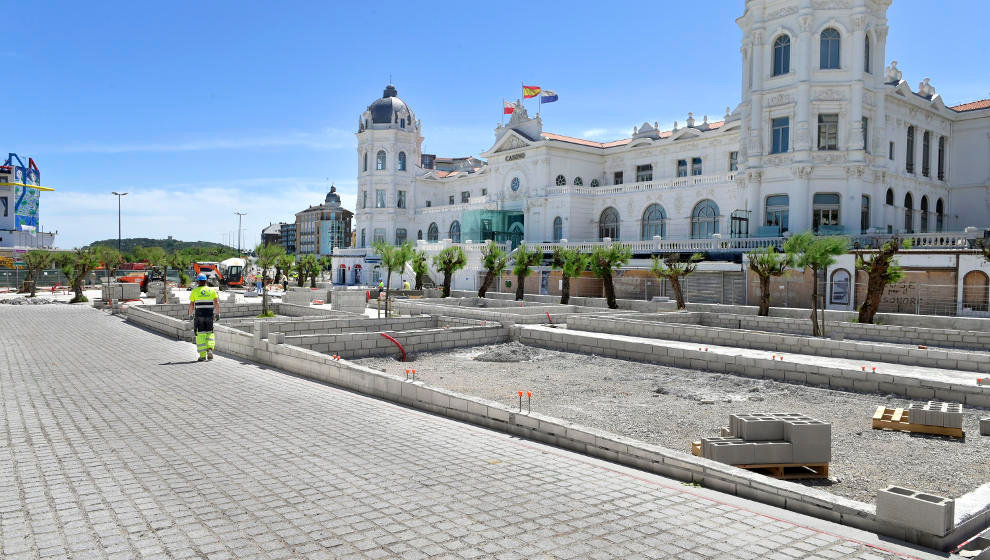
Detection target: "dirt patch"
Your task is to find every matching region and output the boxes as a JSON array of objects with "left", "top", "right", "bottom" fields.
[
  {"left": 357, "top": 343, "right": 990, "bottom": 503},
  {"left": 473, "top": 341, "right": 540, "bottom": 362}
]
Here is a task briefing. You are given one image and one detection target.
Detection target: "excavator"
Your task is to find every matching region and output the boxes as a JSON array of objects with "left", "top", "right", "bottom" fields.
[{"left": 193, "top": 258, "right": 246, "bottom": 290}]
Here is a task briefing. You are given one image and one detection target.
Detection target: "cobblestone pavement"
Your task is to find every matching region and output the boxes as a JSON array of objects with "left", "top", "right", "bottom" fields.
[{"left": 0, "top": 306, "right": 942, "bottom": 560}]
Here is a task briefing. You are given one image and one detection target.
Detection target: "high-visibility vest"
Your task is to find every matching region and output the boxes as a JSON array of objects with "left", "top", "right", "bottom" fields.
[{"left": 190, "top": 286, "right": 218, "bottom": 310}]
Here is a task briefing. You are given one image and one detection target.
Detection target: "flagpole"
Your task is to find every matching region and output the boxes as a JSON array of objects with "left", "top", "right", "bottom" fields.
[{"left": 501, "top": 98, "right": 505, "bottom": 127}]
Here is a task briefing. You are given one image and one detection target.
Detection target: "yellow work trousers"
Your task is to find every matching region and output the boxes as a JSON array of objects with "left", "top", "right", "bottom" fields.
[{"left": 196, "top": 331, "right": 216, "bottom": 358}]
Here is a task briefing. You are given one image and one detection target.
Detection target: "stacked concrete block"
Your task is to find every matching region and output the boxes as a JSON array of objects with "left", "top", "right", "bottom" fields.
[
  {"left": 908, "top": 401, "right": 964, "bottom": 428},
  {"left": 877, "top": 486, "right": 955, "bottom": 536},
  {"left": 102, "top": 282, "right": 141, "bottom": 302},
  {"left": 332, "top": 289, "right": 369, "bottom": 315},
  {"left": 701, "top": 412, "right": 830, "bottom": 466},
  {"left": 146, "top": 281, "right": 165, "bottom": 298},
  {"left": 980, "top": 418, "right": 989, "bottom": 436}
]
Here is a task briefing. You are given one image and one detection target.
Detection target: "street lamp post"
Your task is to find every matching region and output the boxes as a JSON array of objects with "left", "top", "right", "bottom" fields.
[
  {"left": 111, "top": 192, "right": 128, "bottom": 252},
  {"left": 234, "top": 211, "right": 247, "bottom": 256}
]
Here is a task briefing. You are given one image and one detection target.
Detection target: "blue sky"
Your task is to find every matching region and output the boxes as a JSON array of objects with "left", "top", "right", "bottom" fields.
[{"left": 8, "top": 0, "right": 989, "bottom": 249}]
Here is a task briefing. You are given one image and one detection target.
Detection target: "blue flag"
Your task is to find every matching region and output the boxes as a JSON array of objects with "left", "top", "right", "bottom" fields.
[{"left": 540, "top": 89, "right": 558, "bottom": 104}]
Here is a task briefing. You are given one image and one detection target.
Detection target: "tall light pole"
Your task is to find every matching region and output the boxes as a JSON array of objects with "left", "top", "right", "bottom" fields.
[
  {"left": 111, "top": 192, "right": 128, "bottom": 252},
  {"left": 234, "top": 211, "right": 247, "bottom": 256}
]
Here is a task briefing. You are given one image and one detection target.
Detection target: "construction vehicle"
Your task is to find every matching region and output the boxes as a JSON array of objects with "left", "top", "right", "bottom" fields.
[
  {"left": 117, "top": 263, "right": 167, "bottom": 294},
  {"left": 193, "top": 258, "right": 246, "bottom": 289}
]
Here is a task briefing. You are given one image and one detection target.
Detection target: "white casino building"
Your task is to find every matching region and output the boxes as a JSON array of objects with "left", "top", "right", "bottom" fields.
[{"left": 338, "top": 0, "right": 990, "bottom": 287}]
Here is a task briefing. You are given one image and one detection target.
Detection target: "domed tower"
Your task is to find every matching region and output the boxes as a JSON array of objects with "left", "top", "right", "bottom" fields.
[
  {"left": 736, "top": 0, "right": 891, "bottom": 235},
  {"left": 355, "top": 84, "right": 423, "bottom": 248}
]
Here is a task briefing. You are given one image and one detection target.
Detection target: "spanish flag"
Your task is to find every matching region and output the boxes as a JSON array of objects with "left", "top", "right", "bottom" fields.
[{"left": 522, "top": 85, "right": 541, "bottom": 99}]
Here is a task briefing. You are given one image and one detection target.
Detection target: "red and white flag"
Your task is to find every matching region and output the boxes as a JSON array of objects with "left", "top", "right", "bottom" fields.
[{"left": 503, "top": 100, "right": 515, "bottom": 115}]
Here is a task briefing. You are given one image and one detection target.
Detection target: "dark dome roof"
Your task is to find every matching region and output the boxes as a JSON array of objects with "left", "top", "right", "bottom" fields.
[
  {"left": 325, "top": 185, "right": 341, "bottom": 206},
  {"left": 369, "top": 84, "right": 409, "bottom": 124}
]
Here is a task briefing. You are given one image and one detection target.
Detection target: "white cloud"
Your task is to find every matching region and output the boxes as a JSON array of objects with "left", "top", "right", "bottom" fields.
[
  {"left": 43, "top": 178, "right": 358, "bottom": 249},
  {"left": 44, "top": 127, "right": 355, "bottom": 154}
]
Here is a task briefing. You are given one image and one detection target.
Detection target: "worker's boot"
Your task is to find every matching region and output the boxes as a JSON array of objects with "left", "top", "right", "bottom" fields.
[
  {"left": 197, "top": 356, "right": 206, "bottom": 362},
  {"left": 207, "top": 349, "right": 214, "bottom": 361}
]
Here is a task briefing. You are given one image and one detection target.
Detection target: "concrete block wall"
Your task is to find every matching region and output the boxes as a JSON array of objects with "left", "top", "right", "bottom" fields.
[
  {"left": 566, "top": 314, "right": 990, "bottom": 374},
  {"left": 126, "top": 305, "right": 193, "bottom": 340},
  {"left": 878, "top": 486, "right": 955, "bottom": 537},
  {"left": 145, "top": 302, "right": 267, "bottom": 320},
  {"left": 516, "top": 325, "right": 990, "bottom": 409},
  {"left": 332, "top": 289, "right": 368, "bottom": 314},
  {"left": 102, "top": 283, "right": 141, "bottom": 301},
  {"left": 283, "top": 324, "right": 509, "bottom": 360}
]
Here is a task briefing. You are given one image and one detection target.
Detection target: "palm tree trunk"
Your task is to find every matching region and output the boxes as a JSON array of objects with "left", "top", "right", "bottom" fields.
[
  {"left": 858, "top": 272, "right": 886, "bottom": 324},
  {"left": 478, "top": 270, "right": 494, "bottom": 298},
  {"left": 810, "top": 268, "right": 821, "bottom": 336},
  {"left": 515, "top": 272, "right": 525, "bottom": 300},
  {"left": 415, "top": 272, "right": 424, "bottom": 290},
  {"left": 442, "top": 271, "right": 452, "bottom": 297},
  {"left": 758, "top": 275, "right": 771, "bottom": 316},
  {"left": 602, "top": 272, "right": 617, "bottom": 309},
  {"left": 670, "top": 276, "right": 686, "bottom": 309},
  {"left": 561, "top": 275, "right": 570, "bottom": 304},
  {"left": 385, "top": 268, "right": 392, "bottom": 316}
]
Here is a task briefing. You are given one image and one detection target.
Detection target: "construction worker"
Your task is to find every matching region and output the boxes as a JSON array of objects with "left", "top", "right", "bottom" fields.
[
  {"left": 188, "top": 273, "right": 220, "bottom": 361},
  {"left": 402, "top": 279, "right": 410, "bottom": 290}
]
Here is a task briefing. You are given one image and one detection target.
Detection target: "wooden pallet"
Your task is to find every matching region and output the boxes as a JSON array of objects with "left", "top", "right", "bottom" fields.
[
  {"left": 690, "top": 441, "right": 828, "bottom": 479},
  {"left": 871, "top": 405, "right": 964, "bottom": 438}
]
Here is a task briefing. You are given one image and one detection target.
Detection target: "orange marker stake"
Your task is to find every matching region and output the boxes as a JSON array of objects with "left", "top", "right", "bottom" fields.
[
  {"left": 705, "top": 347, "right": 709, "bottom": 352},
  {"left": 412, "top": 369, "right": 417, "bottom": 380},
  {"left": 872, "top": 367, "right": 877, "bottom": 373},
  {"left": 862, "top": 366, "right": 866, "bottom": 371},
  {"left": 527, "top": 391, "right": 532, "bottom": 413},
  {"left": 518, "top": 390, "right": 523, "bottom": 412},
  {"left": 405, "top": 369, "right": 410, "bottom": 380}
]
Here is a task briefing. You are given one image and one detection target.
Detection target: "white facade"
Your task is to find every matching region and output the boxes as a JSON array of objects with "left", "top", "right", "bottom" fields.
[{"left": 351, "top": 0, "right": 990, "bottom": 253}]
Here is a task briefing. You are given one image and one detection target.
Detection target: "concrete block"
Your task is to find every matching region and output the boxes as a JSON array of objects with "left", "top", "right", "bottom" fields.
[
  {"left": 267, "top": 332, "right": 285, "bottom": 345},
  {"left": 784, "top": 420, "right": 831, "bottom": 463},
  {"left": 980, "top": 418, "right": 989, "bottom": 436},
  {"left": 737, "top": 417, "right": 785, "bottom": 441},
  {"left": 751, "top": 441, "right": 793, "bottom": 464},
  {"left": 876, "top": 486, "right": 955, "bottom": 537}
]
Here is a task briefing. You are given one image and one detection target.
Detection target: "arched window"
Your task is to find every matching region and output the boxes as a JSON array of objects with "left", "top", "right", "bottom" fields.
[
  {"left": 691, "top": 199, "right": 719, "bottom": 238},
  {"left": 906, "top": 126, "right": 915, "bottom": 173},
  {"left": 398, "top": 151, "right": 407, "bottom": 171},
  {"left": 963, "top": 271, "right": 990, "bottom": 312},
  {"left": 555, "top": 174, "right": 566, "bottom": 186},
  {"left": 864, "top": 34, "right": 871, "bottom": 73},
  {"left": 938, "top": 136, "right": 946, "bottom": 181},
  {"left": 417, "top": 230, "right": 423, "bottom": 241},
  {"left": 861, "top": 195, "right": 870, "bottom": 233},
  {"left": 765, "top": 195, "right": 789, "bottom": 235},
  {"left": 598, "top": 207, "right": 620, "bottom": 240},
  {"left": 936, "top": 198, "right": 945, "bottom": 232},
  {"left": 641, "top": 204, "right": 667, "bottom": 239},
  {"left": 903, "top": 192, "right": 914, "bottom": 233},
  {"left": 820, "top": 28, "right": 840, "bottom": 69},
  {"left": 590, "top": 179, "right": 600, "bottom": 188},
  {"left": 449, "top": 221, "right": 461, "bottom": 243},
  {"left": 395, "top": 228, "right": 407, "bottom": 244},
  {"left": 920, "top": 196, "right": 930, "bottom": 233},
  {"left": 552, "top": 216, "right": 563, "bottom": 242},
  {"left": 885, "top": 188, "right": 894, "bottom": 205},
  {"left": 511, "top": 177, "right": 521, "bottom": 191},
  {"left": 573, "top": 177, "right": 583, "bottom": 186},
  {"left": 376, "top": 150, "right": 386, "bottom": 171},
  {"left": 363, "top": 152, "right": 368, "bottom": 172},
  {"left": 922, "top": 131, "right": 931, "bottom": 177},
  {"left": 427, "top": 222, "right": 439, "bottom": 242},
  {"left": 772, "top": 35, "right": 791, "bottom": 76}
]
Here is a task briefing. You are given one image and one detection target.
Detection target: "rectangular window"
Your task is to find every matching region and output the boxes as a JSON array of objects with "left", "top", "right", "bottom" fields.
[
  {"left": 448, "top": 195, "right": 455, "bottom": 205},
  {"left": 921, "top": 131, "right": 931, "bottom": 177},
  {"left": 906, "top": 126, "right": 915, "bottom": 173},
  {"left": 361, "top": 191, "right": 367, "bottom": 209},
  {"left": 861, "top": 117, "right": 869, "bottom": 153},
  {"left": 635, "top": 164, "right": 652, "bottom": 182},
  {"left": 425, "top": 200, "right": 431, "bottom": 207},
  {"left": 937, "top": 136, "right": 945, "bottom": 181},
  {"left": 676, "top": 159, "right": 687, "bottom": 177},
  {"left": 481, "top": 188, "right": 487, "bottom": 196},
  {"left": 397, "top": 190, "right": 406, "bottom": 209},
  {"left": 613, "top": 171, "right": 623, "bottom": 185},
  {"left": 861, "top": 195, "right": 870, "bottom": 233},
  {"left": 729, "top": 151, "right": 738, "bottom": 172},
  {"left": 771, "top": 117, "right": 789, "bottom": 154},
  {"left": 691, "top": 157, "right": 703, "bottom": 176},
  {"left": 0, "top": 196, "right": 6, "bottom": 217},
  {"left": 817, "top": 113, "right": 838, "bottom": 150},
  {"left": 889, "top": 141, "right": 895, "bottom": 160},
  {"left": 395, "top": 228, "right": 407, "bottom": 244},
  {"left": 812, "top": 193, "right": 841, "bottom": 234},
  {"left": 373, "top": 228, "right": 386, "bottom": 244},
  {"left": 461, "top": 191, "right": 470, "bottom": 203},
  {"left": 360, "top": 229, "right": 366, "bottom": 248},
  {"left": 375, "top": 189, "right": 386, "bottom": 208}
]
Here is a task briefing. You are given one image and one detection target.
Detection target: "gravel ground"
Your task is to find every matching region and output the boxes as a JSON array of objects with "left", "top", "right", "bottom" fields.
[{"left": 357, "top": 342, "right": 990, "bottom": 503}]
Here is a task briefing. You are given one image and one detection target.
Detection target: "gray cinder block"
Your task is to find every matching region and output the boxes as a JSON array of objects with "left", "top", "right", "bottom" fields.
[
  {"left": 708, "top": 442, "right": 755, "bottom": 465},
  {"left": 751, "top": 441, "right": 793, "bottom": 464},
  {"left": 701, "top": 437, "right": 743, "bottom": 458},
  {"left": 737, "top": 417, "right": 785, "bottom": 441},
  {"left": 720, "top": 426, "right": 733, "bottom": 437},
  {"left": 980, "top": 418, "right": 989, "bottom": 436},
  {"left": 784, "top": 421, "right": 831, "bottom": 463},
  {"left": 876, "top": 486, "right": 955, "bottom": 537}
]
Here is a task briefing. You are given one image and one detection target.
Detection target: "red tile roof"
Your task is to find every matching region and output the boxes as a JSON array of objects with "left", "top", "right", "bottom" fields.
[
  {"left": 949, "top": 99, "right": 990, "bottom": 112},
  {"left": 542, "top": 121, "right": 727, "bottom": 149}
]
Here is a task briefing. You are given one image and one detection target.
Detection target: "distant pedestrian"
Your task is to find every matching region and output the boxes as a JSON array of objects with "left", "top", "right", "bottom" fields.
[
  {"left": 402, "top": 279, "right": 410, "bottom": 290},
  {"left": 188, "top": 273, "right": 220, "bottom": 362}
]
